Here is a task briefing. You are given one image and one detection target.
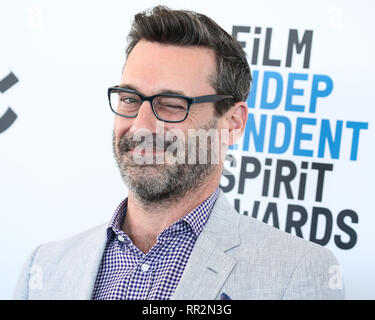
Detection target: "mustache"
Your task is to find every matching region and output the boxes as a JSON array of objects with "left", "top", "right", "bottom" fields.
[{"left": 117, "top": 133, "right": 181, "bottom": 155}]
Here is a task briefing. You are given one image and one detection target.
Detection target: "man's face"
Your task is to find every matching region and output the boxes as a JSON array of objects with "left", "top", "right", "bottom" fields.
[{"left": 113, "top": 40, "right": 225, "bottom": 204}]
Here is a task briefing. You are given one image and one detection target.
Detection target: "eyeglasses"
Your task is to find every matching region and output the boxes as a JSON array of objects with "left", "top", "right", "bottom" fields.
[{"left": 108, "top": 86, "right": 233, "bottom": 123}]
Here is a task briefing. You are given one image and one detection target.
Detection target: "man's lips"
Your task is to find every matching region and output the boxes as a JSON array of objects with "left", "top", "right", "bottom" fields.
[{"left": 129, "top": 148, "right": 166, "bottom": 156}]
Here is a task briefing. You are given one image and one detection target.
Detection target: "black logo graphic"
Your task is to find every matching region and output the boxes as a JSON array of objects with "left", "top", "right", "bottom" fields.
[{"left": 0, "top": 72, "right": 18, "bottom": 134}]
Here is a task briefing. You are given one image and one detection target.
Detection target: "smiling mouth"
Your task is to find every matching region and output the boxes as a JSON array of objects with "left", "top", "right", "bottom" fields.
[{"left": 130, "top": 148, "right": 166, "bottom": 156}]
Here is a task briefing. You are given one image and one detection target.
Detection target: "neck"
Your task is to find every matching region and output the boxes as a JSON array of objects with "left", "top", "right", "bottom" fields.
[{"left": 122, "top": 169, "right": 221, "bottom": 253}]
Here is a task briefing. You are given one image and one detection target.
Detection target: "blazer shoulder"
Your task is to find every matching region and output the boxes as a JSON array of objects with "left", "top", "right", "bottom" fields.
[
  {"left": 13, "top": 222, "right": 109, "bottom": 300},
  {"left": 31, "top": 222, "right": 108, "bottom": 266},
  {"left": 215, "top": 191, "right": 323, "bottom": 255},
  {"left": 214, "top": 191, "right": 336, "bottom": 261},
  {"left": 235, "top": 214, "right": 344, "bottom": 299},
  {"left": 238, "top": 213, "right": 328, "bottom": 255}
]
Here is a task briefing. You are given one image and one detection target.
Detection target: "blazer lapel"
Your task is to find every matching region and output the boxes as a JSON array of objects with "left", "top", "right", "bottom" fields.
[{"left": 171, "top": 191, "right": 240, "bottom": 300}]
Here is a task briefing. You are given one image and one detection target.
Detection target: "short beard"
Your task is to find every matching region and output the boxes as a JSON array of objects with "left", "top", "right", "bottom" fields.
[{"left": 112, "top": 119, "right": 219, "bottom": 207}]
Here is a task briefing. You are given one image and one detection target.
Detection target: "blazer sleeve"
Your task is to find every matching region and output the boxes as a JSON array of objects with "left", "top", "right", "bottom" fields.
[
  {"left": 12, "top": 245, "right": 41, "bottom": 300},
  {"left": 282, "top": 245, "right": 345, "bottom": 300}
]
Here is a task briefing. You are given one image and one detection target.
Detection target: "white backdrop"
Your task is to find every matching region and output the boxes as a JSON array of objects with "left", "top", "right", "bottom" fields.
[{"left": 0, "top": 0, "right": 374, "bottom": 299}]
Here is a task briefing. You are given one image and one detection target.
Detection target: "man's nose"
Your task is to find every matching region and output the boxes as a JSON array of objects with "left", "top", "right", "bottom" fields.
[{"left": 129, "top": 100, "right": 161, "bottom": 134}]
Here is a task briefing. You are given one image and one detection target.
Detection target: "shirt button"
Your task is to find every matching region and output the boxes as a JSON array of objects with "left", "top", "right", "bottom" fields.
[
  {"left": 141, "top": 263, "right": 150, "bottom": 272},
  {"left": 118, "top": 235, "right": 125, "bottom": 242}
]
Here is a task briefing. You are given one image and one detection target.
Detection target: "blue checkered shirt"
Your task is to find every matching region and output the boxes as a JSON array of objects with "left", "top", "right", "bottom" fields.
[{"left": 91, "top": 188, "right": 220, "bottom": 300}]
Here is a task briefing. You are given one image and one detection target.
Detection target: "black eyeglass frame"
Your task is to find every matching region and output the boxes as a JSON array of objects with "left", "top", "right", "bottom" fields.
[{"left": 108, "top": 86, "right": 234, "bottom": 123}]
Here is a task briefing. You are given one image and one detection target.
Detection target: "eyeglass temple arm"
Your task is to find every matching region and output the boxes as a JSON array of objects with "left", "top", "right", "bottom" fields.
[{"left": 192, "top": 95, "right": 233, "bottom": 104}]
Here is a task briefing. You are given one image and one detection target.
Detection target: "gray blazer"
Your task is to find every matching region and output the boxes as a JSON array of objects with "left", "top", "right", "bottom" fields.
[{"left": 13, "top": 190, "right": 345, "bottom": 299}]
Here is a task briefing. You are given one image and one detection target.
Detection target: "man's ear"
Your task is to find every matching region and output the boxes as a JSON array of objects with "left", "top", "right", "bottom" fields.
[{"left": 227, "top": 101, "right": 248, "bottom": 146}]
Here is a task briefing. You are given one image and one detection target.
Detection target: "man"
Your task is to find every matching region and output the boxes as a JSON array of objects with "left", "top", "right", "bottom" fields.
[{"left": 13, "top": 6, "right": 344, "bottom": 300}]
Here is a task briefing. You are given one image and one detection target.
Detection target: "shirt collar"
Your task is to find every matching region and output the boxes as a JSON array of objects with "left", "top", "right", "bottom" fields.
[
  {"left": 181, "top": 188, "right": 220, "bottom": 236},
  {"left": 106, "top": 188, "right": 220, "bottom": 240},
  {"left": 106, "top": 197, "right": 128, "bottom": 240}
]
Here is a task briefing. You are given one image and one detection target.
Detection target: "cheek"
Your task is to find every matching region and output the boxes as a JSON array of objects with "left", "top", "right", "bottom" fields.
[
  {"left": 183, "top": 113, "right": 207, "bottom": 129},
  {"left": 114, "top": 117, "right": 132, "bottom": 140},
  {"left": 187, "top": 106, "right": 216, "bottom": 126}
]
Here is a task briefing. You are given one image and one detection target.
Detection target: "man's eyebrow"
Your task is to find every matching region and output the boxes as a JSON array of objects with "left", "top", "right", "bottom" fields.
[
  {"left": 118, "top": 84, "right": 139, "bottom": 91},
  {"left": 118, "top": 84, "right": 187, "bottom": 96}
]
